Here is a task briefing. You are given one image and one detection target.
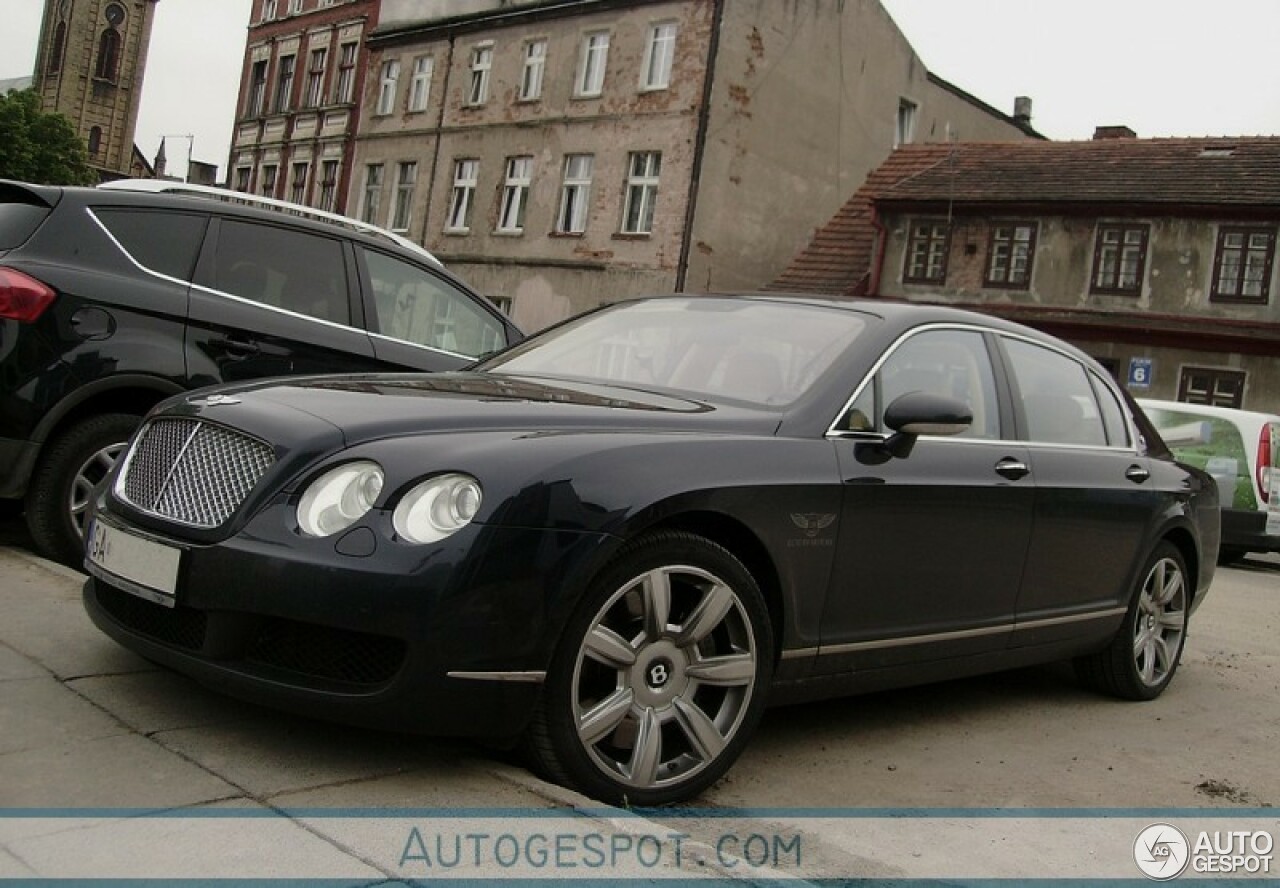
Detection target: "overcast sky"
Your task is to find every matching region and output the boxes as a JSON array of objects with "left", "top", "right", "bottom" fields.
[{"left": 3, "top": 0, "right": 1280, "bottom": 181}]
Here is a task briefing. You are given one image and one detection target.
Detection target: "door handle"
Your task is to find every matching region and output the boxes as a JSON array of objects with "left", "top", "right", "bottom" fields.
[
  {"left": 994, "top": 457, "right": 1031, "bottom": 480},
  {"left": 1125, "top": 464, "right": 1151, "bottom": 484},
  {"left": 208, "top": 336, "right": 261, "bottom": 357}
]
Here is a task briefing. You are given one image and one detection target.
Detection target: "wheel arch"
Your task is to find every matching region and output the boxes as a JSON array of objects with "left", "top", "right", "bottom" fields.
[
  {"left": 1160, "top": 524, "right": 1201, "bottom": 604},
  {"left": 33, "top": 375, "right": 185, "bottom": 445}
]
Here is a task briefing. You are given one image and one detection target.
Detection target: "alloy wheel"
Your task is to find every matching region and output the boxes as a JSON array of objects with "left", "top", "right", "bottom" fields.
[
  {"left": 1132, "top": 556, "right": 1186, "bottom": 688},
  {"left": 68, "top": 441, "right": 126, "bottom": 540}
]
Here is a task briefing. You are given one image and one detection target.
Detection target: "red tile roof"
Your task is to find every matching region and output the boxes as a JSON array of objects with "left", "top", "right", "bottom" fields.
[{"left": 769, "top": 137, "right": 1280, "bottom": 296}]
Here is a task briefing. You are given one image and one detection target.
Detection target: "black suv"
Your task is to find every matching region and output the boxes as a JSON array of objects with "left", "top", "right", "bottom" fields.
[{"left": 0, "top": 179, "right": 522, "bottom": 565}]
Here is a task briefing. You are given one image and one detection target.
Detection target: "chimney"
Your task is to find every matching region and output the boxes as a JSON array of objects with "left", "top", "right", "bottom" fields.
[
  {"left": 1093, "top": 125, "right": 1137, "bottom": 140},
  {"left": 1013, "top": 96, "right": 1032, "bottom": 125}
]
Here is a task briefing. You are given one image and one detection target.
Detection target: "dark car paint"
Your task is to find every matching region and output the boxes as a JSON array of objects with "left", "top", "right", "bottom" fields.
[
  {"left": 0, "top": 181, "right": 521, "bottom": 503},
  {"left": 82, "top": 297, "right": 1218, "bottom": 739}
]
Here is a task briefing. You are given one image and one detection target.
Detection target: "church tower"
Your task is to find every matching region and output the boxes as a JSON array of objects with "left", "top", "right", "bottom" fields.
[{"left": 31, "top": 0, "right": 160, "bottom": 180}]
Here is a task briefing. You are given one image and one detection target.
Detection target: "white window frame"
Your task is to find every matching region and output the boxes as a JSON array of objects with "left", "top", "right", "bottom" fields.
[
  {"left": 287, "top": 0, "right": 303, "bottom": 14},
  {"left": 556, "top": 154, "right": 593, "bottom": 234},
  {"left": 468, "top": 44, "right": 493, "bottom": 106},
  {"left": 335, "top": 42, "right": 357, "bottom": 104},
  {"left": 274, "top": 53, "right": 295, "bottom": 113},
  {"left": 317, "top": 159, "right": 339, "bottom": 212},
  {"left": 376, "top": 59, "right": 400, "bottom": 116},
  {"left": 621, "top": 151, "right": 660, "bottom": 235},
  {"left": 261, "top": 0, "right": 277, "bottom": 22},
  {"left": 259, "top": 163, "right": 278, "bottom": 199},
  {"left": 896, "top": 98, "right": 917, "bottom": 148},
  {"left": 289, "top": 161, "right": 309, "bottom": 205},
  {"left": 497, "top": 156, "right": 533, "bottom": 234},
  {"left": 390, "top": 161, "right": 417, "bottom": 233},
  {"left": 407, "top": 55, "right": 433, "bottom": 112},
  {"left": 445, "top": 159, "right": 478, "bottom": 233},
  {"left": 304, "top": 47, "right": 327, "bottom": 108},
  {"left": 641, "top": 22, "right": 676, "bottom": 90},
  {"left": 575, "top": 31, "right": 609, "bottom": 97},
  {"left": 247, "top": 59, "right": 267, "bottom": 116},
  {"left": 520, "top": 39, "right": 546, "bottom": 101},
  {"left": 361, "top": 163, "right": 384, "bottom": 225}
]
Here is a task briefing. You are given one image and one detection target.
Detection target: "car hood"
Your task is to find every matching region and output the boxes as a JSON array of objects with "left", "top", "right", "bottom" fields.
[{"left": 171, "top": 371, "right": 782, "bottom": 446}]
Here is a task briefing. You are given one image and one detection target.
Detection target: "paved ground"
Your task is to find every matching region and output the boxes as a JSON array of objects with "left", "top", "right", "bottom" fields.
[{"left": 1, "top": 521, "right": 1277, "bottom": 880}]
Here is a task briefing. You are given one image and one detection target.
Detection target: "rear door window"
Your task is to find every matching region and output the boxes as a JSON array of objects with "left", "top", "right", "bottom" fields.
[
  {"left": 213, "top": 219, "right": 350, "bottom": 325},
  {"left": 94, "top": 209, "right": 209, "bottom": 281},
  {"left": 1004, "top": 338, "right": 1107, "bottom": 446}
]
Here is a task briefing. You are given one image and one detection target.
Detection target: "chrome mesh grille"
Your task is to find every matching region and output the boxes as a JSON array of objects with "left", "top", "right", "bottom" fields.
[{"left": 119, "top": 419, "right": 274, "bottom": 528}]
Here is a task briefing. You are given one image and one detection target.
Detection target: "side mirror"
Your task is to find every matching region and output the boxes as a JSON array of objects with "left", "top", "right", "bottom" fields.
[{"left": 880, "top": 391, "right": 973, "bottom": 458}]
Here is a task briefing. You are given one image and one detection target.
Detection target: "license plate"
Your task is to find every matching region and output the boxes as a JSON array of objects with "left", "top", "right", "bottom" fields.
[{"left": 87, "top": 519, "right": 181, "bottom": 605}]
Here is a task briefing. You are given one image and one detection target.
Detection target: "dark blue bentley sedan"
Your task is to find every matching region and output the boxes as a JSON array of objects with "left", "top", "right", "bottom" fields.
[{"left": 82, "top": 295, "right": 1219, "bottom": 805}]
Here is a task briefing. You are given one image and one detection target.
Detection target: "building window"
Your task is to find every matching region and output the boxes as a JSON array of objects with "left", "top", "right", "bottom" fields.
[
  {"left": 48, "top": 21, "right": 67, "bottom": 75},
  {"left": 376, "top": 59, "right": 400, "bottom": 115},
  {"left": 641, "top": 23, "right": 676, "bottom": 90},
  {"left": 361, "top": 164, "right": 383, "bottom": 224},
  {"left": 247, "top": 60, "right": 268, "bottom": 116},
  {"left": 274, "top": 54, "right": 296, "bottom": 113},
  {"left": 520, "top": 40, "right": 546, "bottom": 101},
  {"left": 260, "top": 164, "right": 278, "bottom": 198},
  {"left": 896, "top": 99, "right": 917, "bottom": 148},
  {"left": 576, "top": 31, "right": 609, "bottom": 97},
  {"left": 261, "top": 0, "right": 277, "bottom": 21},
  {"left": 289, "top": 162, "right": 309, "bottom": 205},
  {"left": 903, "top": 221, "right": 950, "bottom": 283},
  {"left": 1090, "top": 223, "right": 1149, "bottom": 295},
  {"left": 445, "top": 159, "right": 478, "bottom": 233},
  {"left": 235, "top": 166, "right": 252, "bottom": 193},
  {"left": 1178, "top": 367, "right": 1246, "bottom": 408},
  {"left": 95, "top": 27, "right": 121, "bottom": 82},
  {"left": 491, "top": 295, "right": 513, "bottom": 316},
  {"left": 288, "top": 0, "right": 303, "bottom": 13},
  {"left": 304, "top": 48, "right": 327, "bottom": 108},
  {"left": 1211, "top": 226, "right": 1275, "bottom": 304},
  {"left": 407, "top": 55, "right": 433, "bottom": 112},
  {"left": 335, "top": 42, "right": 357, "bottom": 103},
  {"left": 88, "top": 126, "right": 103, "bottom": 156},
  {"left": 390, "top": 161, "right": 417, "bottom": 232},
  {"left": 985, "top": 222, "right": 1037, "bottom": 289},
  {"left": 556, "top": 154, "right": 593, "bottom": 234},
  {"left": 497, "top": 157, "right": 533, "bottom": 234},
  {"left": 318, "top": 160, "right": 339, "bottom": 211},
  {"left": 467, "top": 44, "right": 492, "bottom": 105},
  {"left": 621, "top": 151, "right": 660, "bottom": 235}
]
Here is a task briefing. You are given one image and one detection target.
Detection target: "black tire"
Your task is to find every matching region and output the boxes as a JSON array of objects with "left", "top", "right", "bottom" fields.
[
  {"left": 25, "top": 413, "right": 140, "bottom": 567},
  {"left": 525, "top": 530, "right": 774, "bottom": 806},
  {"left": 1075, "top": 541, "right": 1189, "bottom": 701}
]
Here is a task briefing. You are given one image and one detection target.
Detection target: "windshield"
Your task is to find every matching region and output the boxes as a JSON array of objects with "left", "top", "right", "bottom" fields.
[{"left": 482, "top": 298, "right": 868, "bottom": 406}]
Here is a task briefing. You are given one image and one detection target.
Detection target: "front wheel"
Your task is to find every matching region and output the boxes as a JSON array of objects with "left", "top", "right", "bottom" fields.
[
  {"left": 25, "top": 413, "right": 140, "bottom": 567},
  {"left": 525, "top": 531, "right": 774, "bottom": 806},
  {"left": 1075, "top": 541, "right": 1189, "bottom": 700}
]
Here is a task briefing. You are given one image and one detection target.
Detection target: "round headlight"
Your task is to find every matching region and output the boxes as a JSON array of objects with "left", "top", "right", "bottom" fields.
[
  {"left": 297, "top": 460, "right": 384, "bottom": 537},
  {"left": 393, "top": 473, "right": 483, "bottom": 544}
]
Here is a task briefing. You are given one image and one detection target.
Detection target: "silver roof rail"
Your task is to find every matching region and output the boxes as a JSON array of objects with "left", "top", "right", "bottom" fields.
[{"left": 98, "top": 179, "right": 443, "bottom": 268}]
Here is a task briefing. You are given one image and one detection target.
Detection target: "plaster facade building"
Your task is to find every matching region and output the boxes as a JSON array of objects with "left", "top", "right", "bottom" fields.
[
  {"left": 30, "top": 0, "right": 159, "bottom": 180},
  {"left": 353, "top": 0, "right": 1039, "bottom": 330},
  {"left": 771, "top": 136, "right": 1280, "bottom": 414},
  {"left": 228, "top": 0, "right": 380, "bottom": 215}
]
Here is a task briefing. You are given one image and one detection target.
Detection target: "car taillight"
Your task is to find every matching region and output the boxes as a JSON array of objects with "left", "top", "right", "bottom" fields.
[
  {"left": 1258, "top": 426, "right": 1274, "bottom": 505},
  {"left": 0, "top": 267, "right": 56, "bottom": 322}
]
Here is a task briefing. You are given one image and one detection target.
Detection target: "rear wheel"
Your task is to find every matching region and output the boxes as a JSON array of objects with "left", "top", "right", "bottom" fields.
[
  {"left": 525, "top": 531, "right": 773, "bottom": 806},
  {"left": 1075, "top": 541, "right": 1188, "bottom": 700},
  {"left": 26, "top": 413, "right": 140, "bottom": 567}
]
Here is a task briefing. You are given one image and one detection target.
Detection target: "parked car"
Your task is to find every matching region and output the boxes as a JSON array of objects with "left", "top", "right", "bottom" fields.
[
  {"left": 0, "top": 178, "right": 521, "bottom": 565},
  {"left": 82, "top": 295, "right": 1218, "bottom": 805},
  {"left": 1138, "top": 398, "right": 1280, "bottom": 563}
]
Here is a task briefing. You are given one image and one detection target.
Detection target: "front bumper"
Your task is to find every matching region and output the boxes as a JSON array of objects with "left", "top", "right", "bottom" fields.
[{"left": 82, "top": 500, "right": 611, "bottom": 739}]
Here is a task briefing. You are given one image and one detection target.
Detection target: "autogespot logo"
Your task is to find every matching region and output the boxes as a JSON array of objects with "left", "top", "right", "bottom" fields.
[{"left": 1134, "top": 823, "right": 1191, "bottom": 880}]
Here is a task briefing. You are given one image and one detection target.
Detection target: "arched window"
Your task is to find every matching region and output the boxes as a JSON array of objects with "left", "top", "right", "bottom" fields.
[
  {"left": 88, "top": 126, "right": 102, "bottom": 156},
  {"left": 48, "top": 22, "right": 67, "bottom": 75},
  {"left": 95, "top": 28, "right": 121, "bottom": 81}
]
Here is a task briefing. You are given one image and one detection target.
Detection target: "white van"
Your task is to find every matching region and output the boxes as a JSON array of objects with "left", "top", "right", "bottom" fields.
[{"left": 1139, "top": 399, "right": 1280, "bottom": 563}]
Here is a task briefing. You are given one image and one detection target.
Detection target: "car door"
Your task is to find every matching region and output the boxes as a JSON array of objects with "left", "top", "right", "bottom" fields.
[
  {"left": 820, "top": 327, "right": 1035, "bottom": 672},
  {"left": 355, "top": 245, "right": 516, "bottom": 371},
  {"left": 186, "top": 216, "right": 381, "bottom": 386},
  {"left": 999, "top": 334, "right": 1157, "bottom": 645}
]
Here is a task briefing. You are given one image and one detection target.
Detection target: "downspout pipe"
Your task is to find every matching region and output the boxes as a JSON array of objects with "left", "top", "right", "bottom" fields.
[
  {"left": 867, "top": 201, "right": 887, "bottom": 298},
  {"left": 675, "top": 0, "right": 725, "bottom": 293}
]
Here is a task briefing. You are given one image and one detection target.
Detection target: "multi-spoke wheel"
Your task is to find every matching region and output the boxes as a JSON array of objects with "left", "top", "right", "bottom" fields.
[
  {"left": 26, "top": 413, "right": 140, "bottom": 567},
  {"left": 1075, "top": 541, "right": 1189, "bottom": 700},
  {"left": 526, "top": 531, "right": 773, "bottom": 805}
]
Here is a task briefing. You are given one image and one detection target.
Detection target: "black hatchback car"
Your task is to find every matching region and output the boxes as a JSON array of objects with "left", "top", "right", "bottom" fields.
[
  {"left": 82, "top": 295, "right": 1219, "bottom": 806},
  {"left": 0, "top": 179, "right": 520, "bottom": 564}
]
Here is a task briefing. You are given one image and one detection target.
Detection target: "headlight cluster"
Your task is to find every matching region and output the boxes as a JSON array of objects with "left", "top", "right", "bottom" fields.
[{"left": 296, "top": 462, "right": 482, "bottom": 544}]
